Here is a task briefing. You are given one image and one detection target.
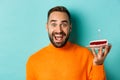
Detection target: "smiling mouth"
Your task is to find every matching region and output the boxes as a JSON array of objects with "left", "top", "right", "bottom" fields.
[{"left": 54, "top": 34, "right": 64, "bottom": 42}]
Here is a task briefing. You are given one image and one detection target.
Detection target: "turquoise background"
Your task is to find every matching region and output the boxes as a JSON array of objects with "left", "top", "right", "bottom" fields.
[{"left": 0, "top": 0, "right": 120, "bottom": 80}]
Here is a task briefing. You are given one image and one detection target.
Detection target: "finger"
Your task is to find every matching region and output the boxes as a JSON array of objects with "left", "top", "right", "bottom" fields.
[
  {"left": 97, "top": 48, "right": 100, "bottom": 52},
  {"left": 91, "top": 48, "right": 97, "bottom": 57},
  {"left": 108, "top": 44, "right": 112, "bottom": 53},
  {"left": 98, "top": 47, "right": 103, "bottom": 56},
  {"left": 104, "top": 45, "right": 109, "bottom": 57}
]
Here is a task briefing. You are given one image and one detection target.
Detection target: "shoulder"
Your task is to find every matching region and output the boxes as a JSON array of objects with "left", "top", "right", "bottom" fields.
[
  {"left": 26, "top": 46, "right": 48, "bottom": 63},
  {"left": 72, "top": 42, "right": 94, "bottom": 61},
  {"left": 71, "top": 42, "right": 92, "bottom": 56},
  {"left": 72, "top": 43, "right": 90, "bottom": 52}
]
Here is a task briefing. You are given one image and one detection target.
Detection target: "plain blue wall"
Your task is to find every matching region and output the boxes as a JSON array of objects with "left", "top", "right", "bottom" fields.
[{"left": 0, "top": 0, "right": 120, "bottom": 80}]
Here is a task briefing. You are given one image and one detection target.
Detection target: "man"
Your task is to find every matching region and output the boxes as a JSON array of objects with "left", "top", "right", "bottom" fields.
[{"left": 26, "top": 6, "right": 111, "bottom": 80}]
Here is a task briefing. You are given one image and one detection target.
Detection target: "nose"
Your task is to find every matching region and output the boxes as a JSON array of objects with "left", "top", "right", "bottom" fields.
[{"left": 56, "top": 25, "right": 62, "bottom": 32}]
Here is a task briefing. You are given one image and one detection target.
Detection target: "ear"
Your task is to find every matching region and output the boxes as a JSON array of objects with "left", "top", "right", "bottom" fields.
[
  {"left": 46, "top": 23, "right": 49, "bottom": 32},
  {"left": 69, "top": 24, "right": 72, "bottom": 32}
]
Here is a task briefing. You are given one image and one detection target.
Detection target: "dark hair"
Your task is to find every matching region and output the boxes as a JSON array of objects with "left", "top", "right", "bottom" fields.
[{"left": 47, "top": 6, "right": 71, "bottom": 23}]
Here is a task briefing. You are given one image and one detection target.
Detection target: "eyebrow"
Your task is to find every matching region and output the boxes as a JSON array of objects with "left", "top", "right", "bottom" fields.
[
  {"left": 50, "top": 20, "right": 68, "bottom": 23},
  {"left": 61, "top": 20, "right": 68, "bottom": 23},
  {"left": 50, "top": 20, "right": 57, "bottom": 23}
]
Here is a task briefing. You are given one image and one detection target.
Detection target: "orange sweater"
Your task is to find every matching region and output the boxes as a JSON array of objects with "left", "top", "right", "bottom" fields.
[{"left": 26, "top": 41, "right": 106, "bottom": 80}]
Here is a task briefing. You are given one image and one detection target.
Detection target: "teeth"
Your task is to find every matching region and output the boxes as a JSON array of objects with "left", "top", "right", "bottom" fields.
[
  {"left": 54, "top": 34, "right": 64, "bottom": 42},
  {"left": 57, "top": 37, "right": 62, "bottom": 40},
  {"left": 55, "top": 35, "right": 62, "bottom": 37},
  {"left": 55, "top": 35, "right": 63, "bottom": 40},
  {"left": 56, "top": 36, "right": 62, "bottom": 38},
  {"left": 55, "top": 36, "right": 62, "bottom": 40}
]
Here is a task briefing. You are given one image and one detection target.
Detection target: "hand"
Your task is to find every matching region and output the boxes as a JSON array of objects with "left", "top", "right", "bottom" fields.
[{"left": 91, "top": 44, "right": 112, "bottom": 65}]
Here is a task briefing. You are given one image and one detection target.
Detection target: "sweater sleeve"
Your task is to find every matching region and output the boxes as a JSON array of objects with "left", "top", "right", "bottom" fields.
[
  {"left": 26, "top": 57, "right": 35, "bottom": 80},
  {"left": 87, "top": 50, "right": 106, "bottom": 80}
]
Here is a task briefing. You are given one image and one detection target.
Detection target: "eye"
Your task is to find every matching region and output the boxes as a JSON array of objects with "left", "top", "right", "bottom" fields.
[
  {"left": 62, "top": 23, "right": 68, "bottom": 27},
  {"left": 51, "top": 23, "right": 57, "bottom": 27}
]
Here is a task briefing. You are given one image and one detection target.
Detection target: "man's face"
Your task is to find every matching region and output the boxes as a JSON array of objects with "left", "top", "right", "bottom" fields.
[{"left": 47, "top": 11, "right": 71, "bottom": 48}]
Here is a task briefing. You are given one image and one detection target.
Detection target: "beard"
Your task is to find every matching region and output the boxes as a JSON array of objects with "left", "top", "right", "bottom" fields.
[{"left": 48, "top": 31, "right": 70, "bottom": 48}]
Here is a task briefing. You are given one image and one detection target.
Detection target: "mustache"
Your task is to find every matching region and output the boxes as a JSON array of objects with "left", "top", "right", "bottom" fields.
[{"left": 52, "top": 32, "right": 66, "bottom": 36}]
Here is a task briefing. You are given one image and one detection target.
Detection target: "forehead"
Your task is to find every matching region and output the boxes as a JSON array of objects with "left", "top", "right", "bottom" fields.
[{"left": 48, "top": 11, "right": 69, "bottom": 22}]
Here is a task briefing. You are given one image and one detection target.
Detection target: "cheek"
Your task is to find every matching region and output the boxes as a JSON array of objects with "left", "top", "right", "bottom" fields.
[
  {"left": 48, "top": 28, "right": 54, "bottom": 34},
  {"left": 63, "top": 28, "right": 70, "bottom": 34}
]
